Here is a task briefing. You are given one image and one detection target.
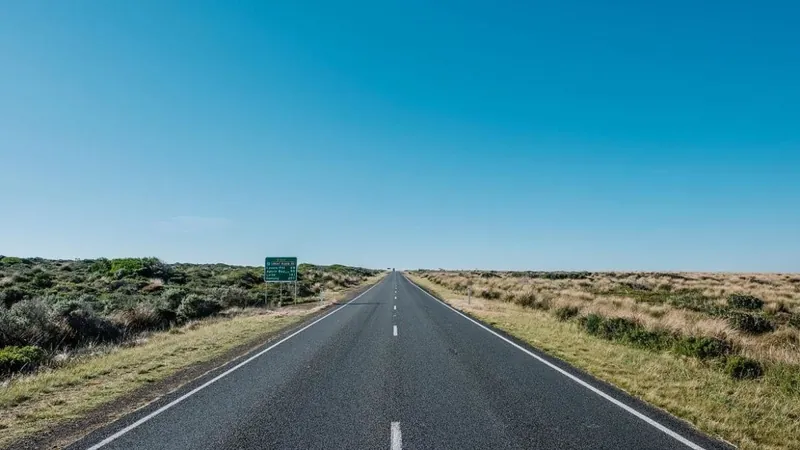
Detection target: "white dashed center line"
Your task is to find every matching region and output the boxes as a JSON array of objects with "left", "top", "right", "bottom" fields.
[
  {"left": 391, "top": 422, "right": 402, "bottom": 450},
  {"left": 394, "top": 305, "right": 396, "bottom": 310},
  {"left": 393, "top": 325, "right": 398, "bottom": 336}
]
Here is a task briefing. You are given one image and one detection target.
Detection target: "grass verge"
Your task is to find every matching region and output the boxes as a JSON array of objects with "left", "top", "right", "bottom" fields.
[
  {"left": 0, "top": 275, "right": 382, "bottom": 448},
  {"left": 406, "top": 274, "right": 800, "bottom": 450}
]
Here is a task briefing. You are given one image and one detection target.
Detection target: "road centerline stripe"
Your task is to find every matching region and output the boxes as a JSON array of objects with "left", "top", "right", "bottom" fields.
[
  {"left": 391, "top": 422, "right": 402, "bottom": 450},
  {"left": 393, "top": 325, "right": 398, "bottom": 336}
]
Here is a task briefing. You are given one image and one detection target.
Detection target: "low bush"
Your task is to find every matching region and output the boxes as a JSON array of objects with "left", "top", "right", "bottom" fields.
[
  {"left": 479, "top": 289, "right": 502, "bottom": 300},
  {"left": 177, "top": 295, "right": 222, "bottom": 321},
  {"left": 0, "top": 345, "right": 46, "bottom": 373},
  {"left": 673, "top": 336, "right": 731, "bottom": 359},
  {"left": 727, "top": 294, "right": 764, "bottom": 310},
  {"left": 554, "top": 306, "right": 579, "bottom": 321},
  {"left": 513, "top": 291, "right": 536, "bottom": 307},
  {"left": 2, "top": 299, "right": 63, "bottom": 349},
  {"left": 209, "top": 287, "right": 259, "bottom": 308},
  {"left": 579, "top": 314, "right": 604, "bottom": 335},
  {"left": 160, "top": 288, "right": 188, "bottom": 310},
  {"left": 0, "top": 257, "right": 24, "bottom": 266},
  {"left": 725, "top": 356, "right": 764, "bottom": 380},
  {"left": 113, "top": 303, "right": 172, "bottom": 333},
  {"left": 0, "top": 288, "right": 28, "bottom": 308},
  {"left": 31, "top": 272, "right": 54, "bottom": 289},
  {"left": 728, "top": 312, "right": 774, "bottom": 334},
  {"left": 53, "top": 300, "right": 122, "bottom": 344},
  {"left": 578, "top": 314, "right": 672, "bottom": 350}
]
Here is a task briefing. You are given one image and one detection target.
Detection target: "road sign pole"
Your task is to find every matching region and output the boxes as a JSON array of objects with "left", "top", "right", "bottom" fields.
[{"left": 294, "top": 282, "right": 297, "bottom": 304}]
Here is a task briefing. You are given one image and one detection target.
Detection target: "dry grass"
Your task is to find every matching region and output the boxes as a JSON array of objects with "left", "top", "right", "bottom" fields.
[
  {"left": 409, "top": 272, "right": 800, "bottom": 450},
  {"left": 0, "top": 276, "right": 381, "bottom": 448},
  {"left": 418, "top": 271, "right": 800, "bottom": 365}
]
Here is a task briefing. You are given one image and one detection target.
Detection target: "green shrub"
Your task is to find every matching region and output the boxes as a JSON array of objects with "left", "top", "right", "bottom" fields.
[
  {"left": 177, "top": 295, "right": 221, "bottom": 321},
  {"left": 579, "top": 314, "right": 604, "bottom": 335},
  {"left": 725, "top": 356, "right": 764, "bottom": 380},
  {"left": 225, "top": 270, "right": 261, "bottom": 289},
  {"left": 554, "top": 306, "right": 579, "bottom": 321},
  {"left": 728, "top": 312, "right": 774, "bottom": 334},
  {"left": 2, "top": 299, "right": 63, "bottom": 349},
  {"left": 0, "top": 288, "right": 28, "bottom": 308},
  {"left": 31, "top": 271, "right": 54, "bottom": 289},
  {"left": 578, "top": 314, "right": 672, "bottom": 350},
  {"left": 0, "top": 345, "right": 46, "bottom": 373},
  {"left": 160, "top": 288, "right": 188, "bottom": 310},
  {"left": 105, "top": 258, "right": 172, "bottom": 280},
  {"left": 673, "top": 336, "right": 731, "bottom": 359},
  {"left": 53, "top": 299, "right": 122, "bottom": 343},
  {"left": 623, "top": 327, "right": 673, "bottom": 350},
  {"left": 788, "top": 314, "right": 800, "bottom": 329},
  {"left": 0, "top": 257, "right": 23, "bottom": 266},
  {"left": 727, "top": 294, "right": 764, "bottom": 310},
  {"left": 209, "top": 287, "right": 258, "bottom": 308}
]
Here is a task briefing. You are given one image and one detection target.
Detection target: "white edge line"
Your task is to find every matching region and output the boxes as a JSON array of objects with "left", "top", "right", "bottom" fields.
[
  {"left": 403, "top": 275, "right": 706, "bottom": 450},
  {"left": 391, "top": 421, "right": 402, "bottom": 450},
  {"left": 86, "top": 278, "right": 386, "bottom": 450}
]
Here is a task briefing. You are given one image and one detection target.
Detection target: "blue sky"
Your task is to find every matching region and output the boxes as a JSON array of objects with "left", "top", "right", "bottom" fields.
[{"left": 1, "top": 1, "right": 799, "bottom": 271}]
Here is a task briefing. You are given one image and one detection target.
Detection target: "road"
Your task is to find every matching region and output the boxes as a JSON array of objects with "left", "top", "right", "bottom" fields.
[{"left": 71, "top": 272, "right": 729, "bottom": 450}]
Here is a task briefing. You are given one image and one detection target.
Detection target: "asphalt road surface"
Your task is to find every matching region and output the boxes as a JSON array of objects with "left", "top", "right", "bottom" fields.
[{"left": 71, "top": 272, "right": 730, "bottom": 450}]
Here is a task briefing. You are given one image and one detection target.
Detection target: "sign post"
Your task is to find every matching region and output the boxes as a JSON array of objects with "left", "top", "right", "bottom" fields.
[{"left": 264, "top": 257, "right": 298, "bottom": 307}]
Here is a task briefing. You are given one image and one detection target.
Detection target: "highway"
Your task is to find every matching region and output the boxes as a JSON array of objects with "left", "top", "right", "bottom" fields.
[{"left": 71, "top": 272, "right": 730, "bottom": 450}]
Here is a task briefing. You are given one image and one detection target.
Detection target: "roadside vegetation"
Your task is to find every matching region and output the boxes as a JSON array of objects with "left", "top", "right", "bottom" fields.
[
  {"left": 409, "top": 270, "right": 800, "bottom": 449},
  {"left": 0, "top": 256, "right": 379, "bottom": 378},
  {"left": 0, "top": 256, "right": 381, "bottom": 447}
]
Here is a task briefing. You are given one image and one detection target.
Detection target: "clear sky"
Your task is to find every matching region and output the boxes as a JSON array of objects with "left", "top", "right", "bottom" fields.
[{"left": 1, "top": 1, "right": 799, "bottom": 271}]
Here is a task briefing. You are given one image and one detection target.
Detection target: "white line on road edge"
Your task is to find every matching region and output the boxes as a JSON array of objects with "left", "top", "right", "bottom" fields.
[
  {"left": 391, "top": 422, "right": 402, "bottom": 450},
  {"left": 404, "top": 276, "right": 706, "bottom": 450},
  {"left": 86, "top": 279, "right": 387, "bottom": 450},
  {"left": 393, "top": 325, "right": 398, "bottom": 336}
]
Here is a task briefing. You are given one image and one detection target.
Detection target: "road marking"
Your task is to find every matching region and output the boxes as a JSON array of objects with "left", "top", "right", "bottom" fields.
[
  {"left": 394, "top": 305, "right": 397, "bottom": 310},
  {"left": 391, "top": 422, "right": 402, "bottom": 450},
  {"left": 85, "top": 279, "right": 387, "bottom": 450},
  {"left": 393, "top": 325, "right": 398, "bottom": 336},
  {"left": 404, "top": 276, "right": 706, "bottom": 450}
]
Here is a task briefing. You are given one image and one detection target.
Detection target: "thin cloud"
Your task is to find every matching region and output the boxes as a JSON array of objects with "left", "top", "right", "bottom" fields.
[{"left": 156, "top": 216, "right": 232, "bottom": 233}]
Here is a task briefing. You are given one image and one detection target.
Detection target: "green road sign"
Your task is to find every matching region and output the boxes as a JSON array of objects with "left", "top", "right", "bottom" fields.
[{"left": 264, "top": 257, "right": 297, "bottom": 282}]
